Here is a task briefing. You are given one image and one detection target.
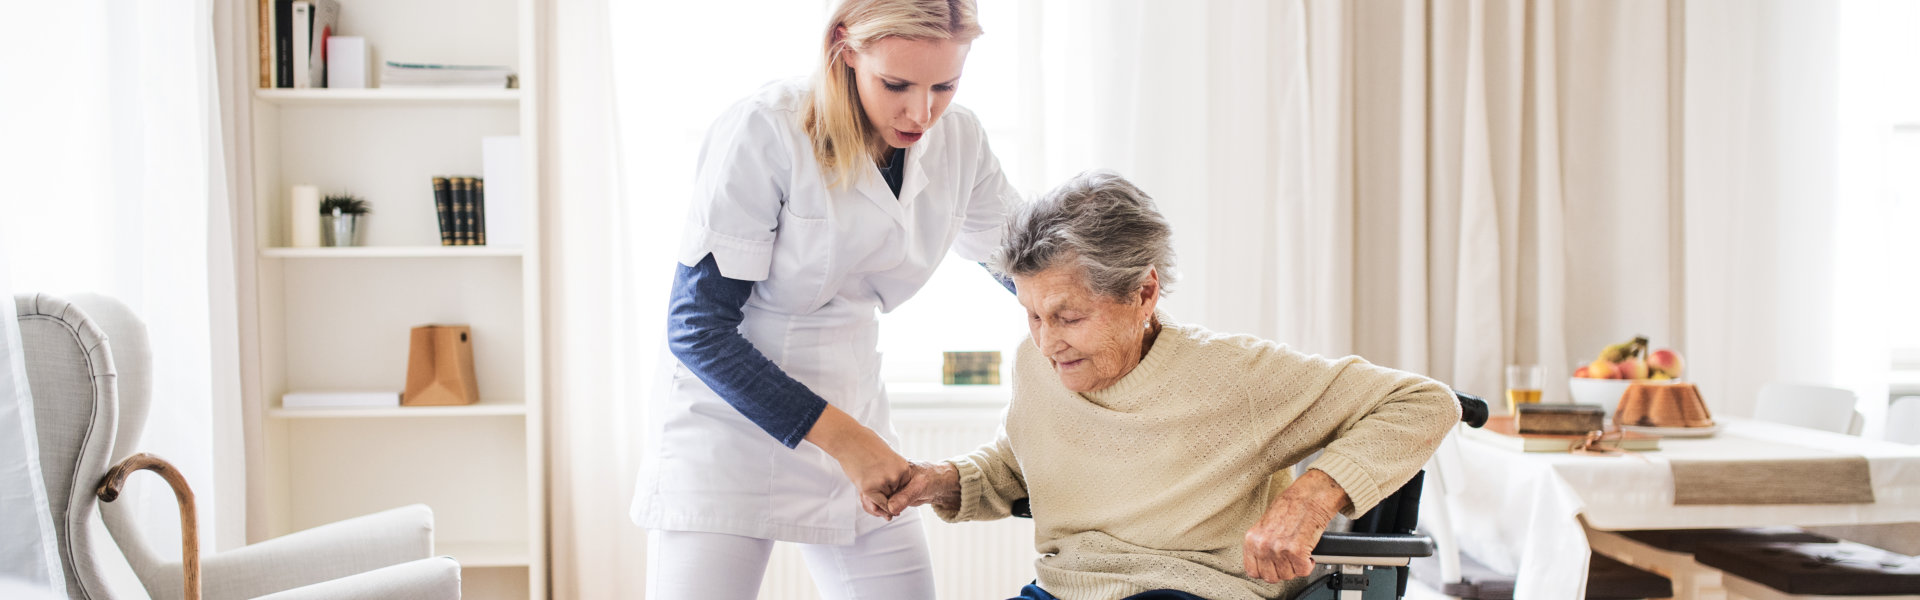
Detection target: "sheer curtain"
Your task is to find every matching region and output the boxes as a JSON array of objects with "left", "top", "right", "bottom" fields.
[
  {"left": 0, "top": 247, "right": 64, "bottom": 595},
  {"left": 0, "top": 0, "right": 245, "bottom": 588},
  {"left": 555, "top": 0, "right": 1863, "bottom": 596}
]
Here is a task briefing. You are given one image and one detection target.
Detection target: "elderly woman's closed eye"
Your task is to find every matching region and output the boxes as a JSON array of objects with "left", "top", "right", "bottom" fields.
[{"left": 886, "top": 170, "right": 1460, "bottom": 600}]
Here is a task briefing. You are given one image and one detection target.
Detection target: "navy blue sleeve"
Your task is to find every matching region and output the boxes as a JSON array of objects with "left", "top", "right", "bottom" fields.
[
  {"left": 981, "top": 262, "right": 1016, "bottom": 294},
  {"left": 667, "top": 254, "right": 828, "bottom": 448}
]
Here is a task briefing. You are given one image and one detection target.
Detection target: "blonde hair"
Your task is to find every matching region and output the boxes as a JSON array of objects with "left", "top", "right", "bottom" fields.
[{"left": 803, "top": 0, "right": 982, "bottom": 189}]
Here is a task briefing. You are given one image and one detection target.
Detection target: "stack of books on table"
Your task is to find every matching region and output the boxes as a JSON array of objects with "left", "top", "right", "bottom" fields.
[
  {"left": 1466, "top": 415, "right": 1661, "bottom": 453},
  {"left": 379, "top": 61, "right": 516, "bottom": 89}
]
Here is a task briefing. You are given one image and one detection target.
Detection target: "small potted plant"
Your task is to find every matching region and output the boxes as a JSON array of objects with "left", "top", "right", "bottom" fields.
[{"left": 319, "top": 193, "right": 370, "bottom": 247}]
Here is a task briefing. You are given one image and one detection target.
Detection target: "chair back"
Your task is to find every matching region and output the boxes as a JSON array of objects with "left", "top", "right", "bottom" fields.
[
  {"left": 1753, "top": 383, "right": 1861, "bottom": 436},
  {"left": 66, "top": 294, "right": 175, "bottom": 594},
  {"left": 15, "top": 293, "right": 119, "bottom": 599},
  {"left": 1888, "top": 396, "right": 1920, "bottom": 445}
]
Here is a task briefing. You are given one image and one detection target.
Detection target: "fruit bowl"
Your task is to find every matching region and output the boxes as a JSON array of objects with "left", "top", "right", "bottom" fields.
[{"left": 1568, "top": 377, "right": 1633, "bottom": 416}]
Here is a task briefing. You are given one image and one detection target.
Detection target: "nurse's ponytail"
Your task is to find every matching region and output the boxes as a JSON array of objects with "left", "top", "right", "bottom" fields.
[{"left": 803, "top": 0, "right": 982, "bottom": 190}]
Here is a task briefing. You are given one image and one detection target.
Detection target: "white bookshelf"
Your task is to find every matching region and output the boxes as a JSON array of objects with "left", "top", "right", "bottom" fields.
[{"left": 245, "top": 0, "right": 545, "bottom": 598}]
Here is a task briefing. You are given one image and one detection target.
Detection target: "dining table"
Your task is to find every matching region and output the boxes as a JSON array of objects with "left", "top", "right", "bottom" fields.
[{"left": 1425, "top": 417, "right": 1920, "bottom": 598}]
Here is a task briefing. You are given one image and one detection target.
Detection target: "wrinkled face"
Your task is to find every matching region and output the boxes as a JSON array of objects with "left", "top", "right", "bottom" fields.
[
  {"left": 1014, "top": 264, "right": 1160, "bottom": 393},
  {"left": 843, "top": 35, "right": 969, "bottom": 150}
]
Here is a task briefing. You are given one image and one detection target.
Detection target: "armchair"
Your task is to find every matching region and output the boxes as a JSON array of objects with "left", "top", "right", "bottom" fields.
[{"left": 16, "top": 293, "right": 460, "bottom": 599}]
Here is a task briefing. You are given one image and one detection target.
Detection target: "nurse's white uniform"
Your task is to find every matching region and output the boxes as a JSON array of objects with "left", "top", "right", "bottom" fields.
[{"left": 632, "top": 79, "right": 1016, "bottom": 547}]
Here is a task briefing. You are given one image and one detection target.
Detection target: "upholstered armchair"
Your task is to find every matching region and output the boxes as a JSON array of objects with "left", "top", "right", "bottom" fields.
[{"left": 16, "top": 293, "right": 461, "bottom": 599}]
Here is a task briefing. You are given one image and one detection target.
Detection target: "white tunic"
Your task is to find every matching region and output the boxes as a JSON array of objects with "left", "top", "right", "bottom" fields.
[{"left": 631, "top": 79, "right": 1017, "bottom": 544}]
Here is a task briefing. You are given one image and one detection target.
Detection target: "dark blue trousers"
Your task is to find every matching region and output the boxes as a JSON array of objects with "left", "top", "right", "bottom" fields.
[{"left": 1012, "top": 582, "right": 1209, "bottom": 600}]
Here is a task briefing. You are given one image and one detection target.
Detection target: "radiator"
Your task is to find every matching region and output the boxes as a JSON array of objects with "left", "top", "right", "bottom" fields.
[{"left": 758, "top": 402, "right": 1037, "bottom": 599}]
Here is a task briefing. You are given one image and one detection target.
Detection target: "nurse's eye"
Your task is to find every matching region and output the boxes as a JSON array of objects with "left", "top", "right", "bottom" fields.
[
  {"left": 933, "top": 83, "right": 955, "bottom": 93},
  {"left": 883, "top": 81, "right": 908, "bottom": 92}
]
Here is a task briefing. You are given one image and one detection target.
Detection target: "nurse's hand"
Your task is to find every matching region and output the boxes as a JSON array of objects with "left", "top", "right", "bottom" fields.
[
  {"left": 805, "top": 405, "right": 913, "bottom": 519},
  {"left": 1243, "top": 468, "right": 1350, "bottom": 583},
  {"left": 885, "top": 460, "right": 961, "bottom": 515}
]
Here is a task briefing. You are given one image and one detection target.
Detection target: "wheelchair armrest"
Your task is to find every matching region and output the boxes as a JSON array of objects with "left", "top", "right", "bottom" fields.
[{"left": 1310, "top": 532, "right": 1434, "bottom": 566}]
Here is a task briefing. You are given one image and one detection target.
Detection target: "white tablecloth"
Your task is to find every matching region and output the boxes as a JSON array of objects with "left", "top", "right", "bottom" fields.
[{"left": 1428, "top": 418, "right": 1920, "bottom": 598}]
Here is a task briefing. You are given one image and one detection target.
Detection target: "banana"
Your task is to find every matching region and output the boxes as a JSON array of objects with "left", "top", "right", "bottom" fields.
[{"left": 1598, "top": 336, "right": 1649, "bottom": 363}]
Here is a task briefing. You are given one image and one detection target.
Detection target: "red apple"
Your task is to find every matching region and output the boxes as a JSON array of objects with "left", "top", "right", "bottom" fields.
[
  {"left": 1647, "top": 348, "right": 1684, "bottom": 378},
  {"left": 1616, "top": 357, "right": 1649, "bottom": 380},
  {"left": 1574, "top": 365, "right": 1591, "bottom": 378}
]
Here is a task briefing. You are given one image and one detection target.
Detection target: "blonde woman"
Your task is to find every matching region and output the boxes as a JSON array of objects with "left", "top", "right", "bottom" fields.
[{"left": 630, "top": 0, "right": 1017, "bottom": 597}]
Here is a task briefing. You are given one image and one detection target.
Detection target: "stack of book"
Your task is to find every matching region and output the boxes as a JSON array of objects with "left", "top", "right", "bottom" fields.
[
  {"left": 432, "top": 176, "right": 487, "bottom": 246},
  {"left": 380, "top": 61, "right": 517, "bottom": 89},
  {"left": 260, "top": 0, "right": 342, "bottom": 88}
]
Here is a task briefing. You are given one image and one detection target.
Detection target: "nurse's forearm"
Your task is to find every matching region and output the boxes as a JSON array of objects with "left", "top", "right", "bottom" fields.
[
  {"left": 808, "top": 405, "right": 912, "bottom": 518},
  {"left": 667, "top": 255, "right": 830, "bottom": 449}
]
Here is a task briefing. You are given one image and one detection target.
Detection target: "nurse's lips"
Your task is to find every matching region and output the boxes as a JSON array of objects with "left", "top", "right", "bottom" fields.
[{"left": 897, "top": 129, "right": 924, "bottom": 143}]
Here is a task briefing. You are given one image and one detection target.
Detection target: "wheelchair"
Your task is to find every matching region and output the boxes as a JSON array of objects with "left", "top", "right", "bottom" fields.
[{"left": 1007, "top": 391, "right": 1492, "bottom": 600}]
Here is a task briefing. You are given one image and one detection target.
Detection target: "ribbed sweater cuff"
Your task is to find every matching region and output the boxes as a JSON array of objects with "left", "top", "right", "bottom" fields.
[
  {"left": 1310, "top": 452, "right": 1388, "bottom": 518},
  {"left": 936, "top": 458, "right": 988, "bottom": 522},
  {"left": 1035, "top": 571, "right": 1145, "bottom": 600}
]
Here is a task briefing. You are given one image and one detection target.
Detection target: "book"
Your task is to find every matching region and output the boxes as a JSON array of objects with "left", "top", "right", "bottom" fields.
[
  {"left": 326, "top": 36, "right": 367, "bottom": 89},
  {"left": 307, "top": 0, "right": 340, "bottom": 87},
  {"left": 282, "top": 390, "right": 400, "bottom": 409},
  {"left": 379, "top": 61, "right": 516, "bottom": 89},
  {"left": 432, "top": 176, "right": 453, "bottom": 246},
  {"left": 452, "top": 176, "right": 473, "bottom": 245},
  {"left": 474, "top": 177, "right": 487, "bottom": 245},
  {"left": 481, "top": 136, "right": 524, "bottom": 247},
  {"left": 1466, "top": 415, "right": 1660, "bottom": 453},
  {"left": 291, "top": 2, "right": 311, "bottom": 88},
  {"left": 258, "top": 0, "right": 273, "bottom": 87},
  {"left": 274, "top": 0, "right": 293, "bottom": 87}
]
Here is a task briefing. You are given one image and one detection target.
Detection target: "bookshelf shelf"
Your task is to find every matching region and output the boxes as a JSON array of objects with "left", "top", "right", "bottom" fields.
[
  {"left": 262, "top": 246, "right": 524, "bottom": 259},
  {"left": 254, "top": 88, "right": 522, "bottom": 106},
  {"left": 267, "top": 403, "right": 528, "bottom": 419}
]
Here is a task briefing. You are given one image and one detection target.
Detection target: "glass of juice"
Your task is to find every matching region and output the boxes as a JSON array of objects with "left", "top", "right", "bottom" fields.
[{"left": 1506, "top": 364, "right": 1543, "bottom": 414}]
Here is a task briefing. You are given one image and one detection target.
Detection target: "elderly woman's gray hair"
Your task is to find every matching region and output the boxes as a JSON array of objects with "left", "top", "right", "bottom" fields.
[{"left": 991, "top": 169, "right": 1178, "bottom": 300}]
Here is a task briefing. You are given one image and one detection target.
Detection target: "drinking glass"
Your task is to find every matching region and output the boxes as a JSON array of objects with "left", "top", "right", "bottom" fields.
[{"left": 1506, "top": 364, "right": 1543, "bottom": 415}]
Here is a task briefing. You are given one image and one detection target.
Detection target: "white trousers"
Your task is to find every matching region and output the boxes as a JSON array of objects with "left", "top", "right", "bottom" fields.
[{"left": 645, "top": 509, "right": 935, "bottom": 600}]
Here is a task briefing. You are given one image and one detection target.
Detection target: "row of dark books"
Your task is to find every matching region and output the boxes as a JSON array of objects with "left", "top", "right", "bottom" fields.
[{"left": 433, "top": 176, "right": 487, "bottom": 246}]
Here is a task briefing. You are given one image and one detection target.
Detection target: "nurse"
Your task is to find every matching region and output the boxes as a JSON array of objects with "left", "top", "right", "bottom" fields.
[{"left": 631, "top": 0, "right": 1016, "bottom": 598}]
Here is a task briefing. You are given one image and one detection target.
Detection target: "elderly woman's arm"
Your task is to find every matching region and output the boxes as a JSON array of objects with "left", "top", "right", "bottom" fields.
[
  {"left": 887, "top": 427, "right": 1029, "bottom": 522},
  {"left": 1242, "top": 352, "right": 1459, "bottom": 582}
]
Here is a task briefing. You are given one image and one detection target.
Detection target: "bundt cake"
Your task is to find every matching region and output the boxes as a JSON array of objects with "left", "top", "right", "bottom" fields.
[{"left": 1614, "top": 382, "right": 1714, "bottom": 428}]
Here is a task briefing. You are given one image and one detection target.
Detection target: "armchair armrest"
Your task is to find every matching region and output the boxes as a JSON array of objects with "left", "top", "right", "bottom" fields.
[
  {"left": 253, "top": 557, "right": 461, "bottom": 600},
  {"left": 130, "top": 505, "right": 438, "bottom": 600},
  {"left": 1310, "top": 532, "right": 1435, "bottom": 567},
  {"left": 202, "top": 504, "right": 436, "bottom": 598}
]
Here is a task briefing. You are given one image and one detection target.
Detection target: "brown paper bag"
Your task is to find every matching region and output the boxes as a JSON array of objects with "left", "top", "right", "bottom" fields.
[{"left": 402, "top": 324, "right": 479, "bottom": 406}]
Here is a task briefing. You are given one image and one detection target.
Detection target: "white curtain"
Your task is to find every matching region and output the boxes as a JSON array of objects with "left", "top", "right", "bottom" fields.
[
  {"left": 0, "top": 243, "right": 65, "bottom": 596},
  {"left": 555, "top": 0, "right": 1866, "bottom": 596},
  {"left": 0, "top": 0, "right": 245, "bottom": 587}
]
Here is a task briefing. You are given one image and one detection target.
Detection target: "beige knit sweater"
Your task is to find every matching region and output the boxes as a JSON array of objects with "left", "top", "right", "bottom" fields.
[{"left": 936, "top": 317, "right": 1458, "bottom": 600}]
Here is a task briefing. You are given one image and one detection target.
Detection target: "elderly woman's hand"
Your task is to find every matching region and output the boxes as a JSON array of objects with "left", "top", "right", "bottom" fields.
[
  {"left": 1243, "top": 469, "right": 1352, "bottom": 583},
  {"left": 885, "top": 460, "right": 962, "bottom": 515}
]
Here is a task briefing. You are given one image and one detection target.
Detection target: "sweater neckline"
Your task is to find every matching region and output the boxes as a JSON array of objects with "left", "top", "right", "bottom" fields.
[{"left": 1081, "top": 311, "right": 1185, "bottom": 405}]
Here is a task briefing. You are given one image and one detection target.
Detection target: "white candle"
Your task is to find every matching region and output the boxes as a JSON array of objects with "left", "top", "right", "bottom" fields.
[{"left": 290, "top": 185, "right": 320, "bottom": 247}]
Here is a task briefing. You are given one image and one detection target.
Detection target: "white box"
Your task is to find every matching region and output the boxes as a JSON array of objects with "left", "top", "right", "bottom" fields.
[
  {"left": 282, "top": 390, "right": 400, "bottom": 409},
  {"left": 325, "top": 36, "right": 368, "bottom": 89},
  {"left": 481, "top": 136, "right": 525, "bottom": 247}
]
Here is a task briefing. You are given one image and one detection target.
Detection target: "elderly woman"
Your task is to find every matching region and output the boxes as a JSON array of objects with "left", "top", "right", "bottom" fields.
[{"left": 884, "top": 170, "right": 1460, "bottom": 600}]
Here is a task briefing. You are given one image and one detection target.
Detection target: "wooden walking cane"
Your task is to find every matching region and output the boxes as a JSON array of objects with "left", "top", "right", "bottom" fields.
[{"left": 97, "top": 452, "right": 201, "bottom": 600}]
